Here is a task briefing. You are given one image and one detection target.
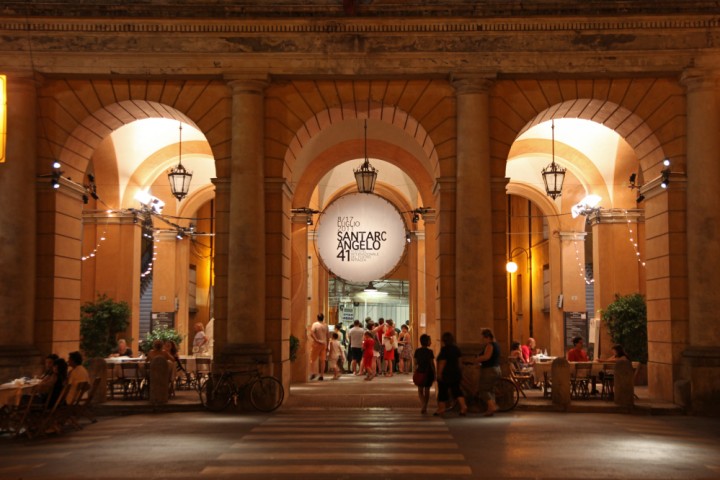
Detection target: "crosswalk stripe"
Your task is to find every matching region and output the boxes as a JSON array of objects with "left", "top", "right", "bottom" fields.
[
  {"left": 252, "top": 426, "right": 448, "bottom": 433},
  {"left": 230, "top": 441, "right": 460, "bottom": 450},
  {"left": 218, "top": 452, "right": 465, "bottom": 461},
  {"left": 242, "top": 433, "right": 453, "bottom": 440},
  {"left": 201, "top": 465, "right": 473, "bottom": 475}
]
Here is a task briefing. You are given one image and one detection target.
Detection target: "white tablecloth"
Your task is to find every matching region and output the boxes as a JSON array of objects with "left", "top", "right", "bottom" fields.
[{"left": 0, "top": 380, "right": 40, "bottom": 406}]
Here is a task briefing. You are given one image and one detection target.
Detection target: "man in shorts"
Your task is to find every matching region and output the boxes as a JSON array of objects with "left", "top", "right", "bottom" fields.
[
  {"left": 310, "top": 313, "right": 329, "bottom": 380},
  {"left": 347, "top": 319, "right": 365, "bottom": 375}
]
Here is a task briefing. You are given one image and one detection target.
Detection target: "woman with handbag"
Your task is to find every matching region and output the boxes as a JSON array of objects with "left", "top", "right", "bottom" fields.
[
  {"left": 413, "top": 334, "right": 435, "bottom": 414},
  {"left": 435, "top": 332, "right": 468, "bottom": 417}
]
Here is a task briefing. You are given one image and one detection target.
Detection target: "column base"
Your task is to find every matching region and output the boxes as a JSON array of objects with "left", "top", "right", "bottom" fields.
[
  {"left": 682, "top": 346, "right": 720, "bottom": 415},
  {"left": 0, "top": 345, "right": 42, "bottom": 381},
  {"left": 217, "top": 343, "right": 274, "bottom": 376}
]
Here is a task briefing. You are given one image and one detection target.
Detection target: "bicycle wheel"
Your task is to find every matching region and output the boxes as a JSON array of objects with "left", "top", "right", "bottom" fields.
[
  {"left": 249, "top": 376, "right": 284, "bottom": 412},
  {"left": 494, "top": 378, "right": 520, "bottom": 412},
  {"left": 199, "top": 376, "right": 233, "bottom": 412}
]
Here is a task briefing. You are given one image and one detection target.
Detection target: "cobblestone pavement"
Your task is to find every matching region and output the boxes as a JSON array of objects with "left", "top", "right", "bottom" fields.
[{"left": 1, "top": 374, "right": 718, "bottom": 479}]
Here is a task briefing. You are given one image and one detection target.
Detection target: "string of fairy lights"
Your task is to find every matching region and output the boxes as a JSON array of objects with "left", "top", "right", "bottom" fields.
[{"left": 625, "top": 210, "right": 646, "bottom": 268}]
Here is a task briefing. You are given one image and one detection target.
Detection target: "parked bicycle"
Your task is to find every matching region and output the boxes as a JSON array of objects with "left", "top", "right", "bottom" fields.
[
  {"left": 461, "top": 363, "right": 521, "bottom": 413},
  {"left": 199, "top": 366, "right": 284, "bottom": 412}
]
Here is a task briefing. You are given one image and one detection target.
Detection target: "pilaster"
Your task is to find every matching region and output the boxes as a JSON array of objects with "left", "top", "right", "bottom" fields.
[
  {"left": 677, "top": 68, "right": 720, "bottom": 413},
  {"left": 0, "top": 73, "right": 40, "bottom": 379},
  {"left": 433, "top": 177, "right": 457, "bottom": 339}
]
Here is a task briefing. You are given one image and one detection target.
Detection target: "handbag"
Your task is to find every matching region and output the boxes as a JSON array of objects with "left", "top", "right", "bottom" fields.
[
  {"left": 412, "top": 370, "right": 427, "bottom": 387},
  {"left": 383, "top": 337, "right": 394, "bottom": 351}
]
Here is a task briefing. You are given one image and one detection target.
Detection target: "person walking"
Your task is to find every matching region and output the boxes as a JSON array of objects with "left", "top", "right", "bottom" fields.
[
  {"left": 398, "top": 324, "right": 413, "bottom": 374},
  {"left": 476, "top": 328, "right": 501, "bottom": 416},
  {"left": 434, "top": 332, "right": 467, "bottom": 417},
  {"left": 327, "top": 332, "right": 346, "bottom": 380},
  {"left": 413, "top": 334, "right": 435, "bottom": 414},
  {"left": 309, "top": 313, "right": 329, "bottom": 381},
  {"left": 347, "top": 320, "right": 365, "bottom": 375},
  {"left": 361, "top": 331, "right": 376, "bottom": 381}
]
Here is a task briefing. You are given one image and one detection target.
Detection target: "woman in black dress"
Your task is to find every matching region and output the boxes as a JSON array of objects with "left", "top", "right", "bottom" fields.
[
  {"left": 434, "top": 332, "right": 467, "bottom": 416},
  {"left": 413, "top": 334, "right": 436, "bottom": 414}
]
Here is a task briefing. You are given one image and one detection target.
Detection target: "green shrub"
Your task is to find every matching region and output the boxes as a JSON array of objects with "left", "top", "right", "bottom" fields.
[
  {"left": 601, "top": 293, "right": 648, "bottom": 363},
  {"left": 139, "top": 325, "right": 183, "bottom": 354},
  {"left": 289, "top": 334, "right": 300, "bottom": 362},
  {"left": 80, "top": 294, "right": 131, "bottom": 359}
]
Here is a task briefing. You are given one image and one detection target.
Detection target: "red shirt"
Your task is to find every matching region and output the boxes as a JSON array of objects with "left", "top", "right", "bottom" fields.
[
  {"left": 521, "top": 345, "right": 532, "bottom": 363},
  {"left": 568, "top": 348, "right": 589, "bottom": 362}
]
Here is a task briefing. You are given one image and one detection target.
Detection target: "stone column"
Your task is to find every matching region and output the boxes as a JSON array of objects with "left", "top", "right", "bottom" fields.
[
  {"left": 0, "top": 73, "right": 40, "bottom": 379},
  {"left": 558, "top": 231, "right": 588, "bottom": 354},
  {"left": 680, "top": 69, "right": 720, "bottom": 414},
  {"left": 290, "top": 213, "right": 311, "bottom": 383},
  {"left": 221, "top": 76, "right": 271, "bottom": 368},
  {"left": 453, "top": 76, "right": 494, "bottom": 351}
]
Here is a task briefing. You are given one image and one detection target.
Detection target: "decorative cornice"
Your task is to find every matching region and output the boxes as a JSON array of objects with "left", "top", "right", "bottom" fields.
[
  {"left": 559, "top": 231, "right": 587, "bottom": 241},
  {"left": 1, "top": 16, "right": 719, "bottom": 36},
  {"left": 587, "top": 208, "right": 644, "bottom": 226}
]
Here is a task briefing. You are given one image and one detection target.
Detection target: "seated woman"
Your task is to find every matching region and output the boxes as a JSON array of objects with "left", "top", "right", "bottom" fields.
[{"left": 148, "top": 339, "right": 175, "bottom": 362}]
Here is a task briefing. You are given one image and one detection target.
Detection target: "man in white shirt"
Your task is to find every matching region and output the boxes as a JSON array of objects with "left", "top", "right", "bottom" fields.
[
  {"left": 309, "top": 313, "right": 329, "bottom": 381},
  {"left": 347, "top": 319, "right": 365, "bottom": 375}
]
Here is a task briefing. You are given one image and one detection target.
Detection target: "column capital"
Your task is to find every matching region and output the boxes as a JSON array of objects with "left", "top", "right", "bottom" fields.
[
  {"left": 587, "top": 208, "right": 644, "bottom": 226},
  {"left": 639, "top": 171, "right": 687, "bottom": 201},
  {"left": 491, "top": 176, "right": 510, "bottom": 192},
  {"left": 225, "top": 74, "right": 270, "bottom": 95},
  {"left": 680, "top": 68, "right": 720, "bottom": 93},
  {"left": 265, "top": 176, "right": 294, "bottom": 199},
  {"left": 450, "top": 73, "right": 496, "bottom": 95},
  {"left": 211, "top": 177, "right": 231, "bottom": 192},
  {"left": 558, "top": 231, "right": 587, "bottom": 241},
  {"left": 433, "top": 176, "right": 456, "bottom": 195}
]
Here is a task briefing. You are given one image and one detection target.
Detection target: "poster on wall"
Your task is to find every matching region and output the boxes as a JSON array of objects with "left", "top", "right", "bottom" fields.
[
  {"left": 563, "top": 311, "right": 588, "bottom": 350},
  {"left": 315, "top": 193, "right": 407, "bottom": 284}
]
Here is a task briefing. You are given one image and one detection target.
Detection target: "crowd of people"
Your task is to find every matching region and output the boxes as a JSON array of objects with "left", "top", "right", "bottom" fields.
[
  {"left": 308, "top": 314, "right": 504, "bottom": 417},
  {"left": 309, "top": 314, "right": 415, "bottom": 382}
]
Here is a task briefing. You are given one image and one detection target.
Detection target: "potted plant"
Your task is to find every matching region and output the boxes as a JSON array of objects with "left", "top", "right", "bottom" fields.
[
  {"left": 601, "top": 293, "right": 648, "bottom": 384},
  {"left": 80, "top": 294, "right": 131, "bottom": 359},
  {"left": 139, "top": 325, "right": 184, "bottom": 355}
]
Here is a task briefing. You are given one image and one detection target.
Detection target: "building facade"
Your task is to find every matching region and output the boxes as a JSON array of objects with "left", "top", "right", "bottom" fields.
[{"left": 0, "top": 1, "right": 718, "bottom": 413}]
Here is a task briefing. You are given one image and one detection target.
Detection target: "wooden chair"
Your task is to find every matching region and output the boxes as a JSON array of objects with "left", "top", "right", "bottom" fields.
[
  {"left": 74, "top": 377, "right": 101, "bottom": 425},
  {"left": 120, "top": 362, "right": 145, "bottom": 399},
  {"left": 570, "top": 363, "right": 592, "bottom": 399},
  {"left": 600, "top": 363, "right": 615, "bottom": 400},
  {"left": 37, "top": 383, "right": 72, "bottom": 437},
  {"left": 194, "top": 358, "right": 212, "bottom": 389},
  {"left": 508, "top": 358, "right": 533, "bottom": 398}
]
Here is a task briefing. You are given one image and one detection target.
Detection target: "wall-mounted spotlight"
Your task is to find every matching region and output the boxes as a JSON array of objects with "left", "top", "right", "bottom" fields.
[
  {"left": 411, "top": 206, "right": 433, "bottom": 224},
  {"left": 292, "top": 207, "right": 320, "bottom": 226},
  {"left": 660, "top": 158, "right": 671, "bottom": 189},
  {"left": 51, "top": 161, "right": 63, "bottom": 189}
]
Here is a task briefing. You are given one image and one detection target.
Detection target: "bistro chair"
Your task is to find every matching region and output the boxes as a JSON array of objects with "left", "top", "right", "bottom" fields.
[
  {"left": 570, "top": 363, "right": 592, "bottom": 399},
  {"left": 600, "top": 363, "right": 615, "bottom": 400},
  {"left": 194, "top": 358, "right": 212, "bottom": 389}
]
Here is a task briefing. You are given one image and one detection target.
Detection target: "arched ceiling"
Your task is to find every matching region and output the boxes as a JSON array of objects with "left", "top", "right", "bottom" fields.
[
  {"left": 111, "top": 118, "right": 216, "bottom": 206},
  {"left": 507, "top": 118, "right": 630, "bottom": 209}
]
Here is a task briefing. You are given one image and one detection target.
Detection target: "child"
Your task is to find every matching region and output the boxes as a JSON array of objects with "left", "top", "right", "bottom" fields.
[
  {"left": 327, "top": 331, "right": 345, "bottom": 380},
  {"left": 362, "top": 331, "right": 376, "bottom": 381}
]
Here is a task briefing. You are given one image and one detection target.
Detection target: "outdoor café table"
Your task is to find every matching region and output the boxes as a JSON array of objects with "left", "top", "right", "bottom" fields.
[
  {"left": 0, "top": 379, "right": 41, "bottom": 407},
  {"left": 0, "top": 379, "right": 41, "bottom": 433}
]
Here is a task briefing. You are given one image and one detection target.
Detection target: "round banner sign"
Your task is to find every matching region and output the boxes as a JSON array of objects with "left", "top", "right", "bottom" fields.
[{"left": 315, "top": 193, "right": 407, "bottom": 284}]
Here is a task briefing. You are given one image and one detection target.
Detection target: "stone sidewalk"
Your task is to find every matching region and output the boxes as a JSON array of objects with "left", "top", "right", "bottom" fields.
[{"left": 93, "top": 372, "right": 683, "bottom": 416}]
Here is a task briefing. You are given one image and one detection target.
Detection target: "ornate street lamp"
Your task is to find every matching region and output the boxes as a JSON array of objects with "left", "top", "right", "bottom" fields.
[
  {"left": 541, "top": 119, "right": 566, "bottom": 200},
  {"left": 167, "top": 122, "right": 193, "bottom": 201},
  {"left": 354, "top": 119, "right": 378, "bottom": 194}
]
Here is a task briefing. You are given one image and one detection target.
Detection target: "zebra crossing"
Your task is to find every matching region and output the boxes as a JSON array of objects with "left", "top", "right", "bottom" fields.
[{"left": 200, "top": 410, "right": 473, "bottom": 477}]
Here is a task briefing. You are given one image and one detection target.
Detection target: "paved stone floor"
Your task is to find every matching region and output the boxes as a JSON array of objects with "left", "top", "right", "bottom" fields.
[{"left": 1, "top": 374, "right": 718, "bottom": 479}]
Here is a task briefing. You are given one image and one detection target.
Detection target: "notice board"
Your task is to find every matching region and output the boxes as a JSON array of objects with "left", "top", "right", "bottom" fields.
[
  {"left": 151, "top": 312, "right": 175, "bottom": 331},
  {"left": 564, "top": 311, "right": 588, "bottom": 349}
]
